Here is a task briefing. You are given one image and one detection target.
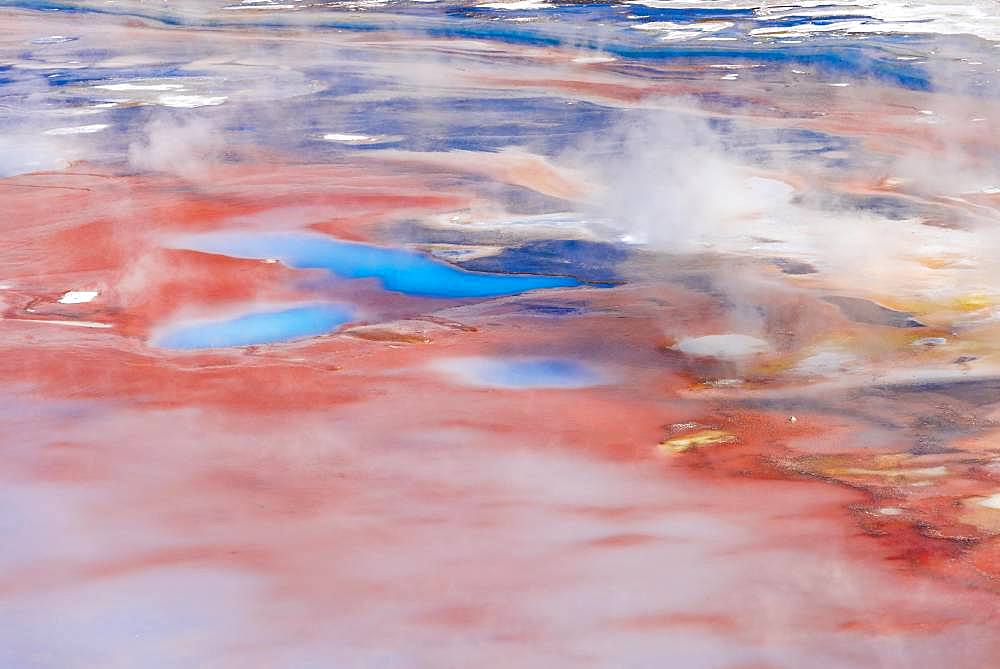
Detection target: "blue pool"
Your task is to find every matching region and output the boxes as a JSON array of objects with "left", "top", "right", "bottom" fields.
[
  {"left": 170, "top": 231, "right": 583, "bottom": 298},
  {"left": 153, "top": 303, "right": 355, "bottom": 350},
  {"left": 433, "top": 356, "right": 604, "bottom": 389}
]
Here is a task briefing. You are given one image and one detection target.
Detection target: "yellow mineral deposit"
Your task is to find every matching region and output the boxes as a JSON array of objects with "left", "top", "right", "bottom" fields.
[{"left": 658, "top": 429, "right": 737, "bottom": 454}]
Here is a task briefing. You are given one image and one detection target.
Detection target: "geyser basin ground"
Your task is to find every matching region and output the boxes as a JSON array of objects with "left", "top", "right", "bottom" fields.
[{"left": 2, "top": 1, "right": 1000, "bottom": 667}]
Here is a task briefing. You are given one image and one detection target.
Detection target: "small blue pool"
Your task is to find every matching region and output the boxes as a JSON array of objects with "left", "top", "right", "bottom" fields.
[
  {"left": 433, "top": 356, "right": 604, "bottom": 389},
  {"left": 152, "top": 303, "right": 354, "bottom": 350}
]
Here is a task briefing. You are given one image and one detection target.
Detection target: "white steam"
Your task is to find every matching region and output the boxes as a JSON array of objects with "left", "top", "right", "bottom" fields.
[
  {"left": 575, "top": 109, "right": 794, "bottom": 251},
  {"left": 128, "top": 115, "right": 225, "bottom": 180}
]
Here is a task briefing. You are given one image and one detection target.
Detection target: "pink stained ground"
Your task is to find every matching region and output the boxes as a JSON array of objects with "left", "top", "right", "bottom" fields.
[{"left": 1, "top": 162, "right": 998, "bottom": 668}]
